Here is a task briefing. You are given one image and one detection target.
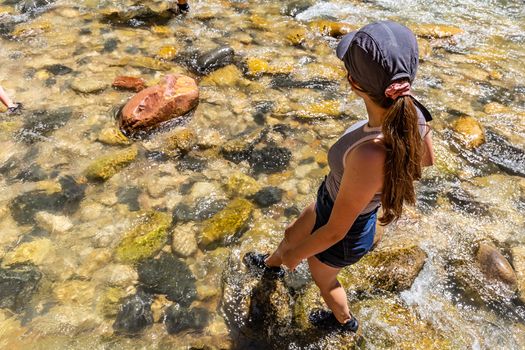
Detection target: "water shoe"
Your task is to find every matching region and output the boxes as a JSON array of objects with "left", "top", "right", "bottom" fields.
[
  {"left": 243, "top": 252, "right": 285, "bottom": 279},
  {"left": 308, "top": 309, "right": 359, "bottom": 333}
]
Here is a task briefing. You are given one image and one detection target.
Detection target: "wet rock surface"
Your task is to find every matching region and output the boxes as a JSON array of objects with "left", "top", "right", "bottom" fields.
[
  {"left": 15, "top": 108, "right": 72, "bottom": 143},
  {"left": 0, "top": 263, "right": 42, "bottom": 312},
  {"left": 195, "top": 46, "right": 235, "bottom": 74},
  {"left": 137, "top": 252, "right": 196, "bottom": 306},
  {"left": 112, "top": 76, "right": 146, "bottom": 92},
  {"left": 164, "top": 304, "right": 209, "bottom": 334},
  {"left": 120, "top": 74, "right": 199, "bottom": 133},
  {"left": 113, "top": 290, "right": 153, "bottom": 335}
]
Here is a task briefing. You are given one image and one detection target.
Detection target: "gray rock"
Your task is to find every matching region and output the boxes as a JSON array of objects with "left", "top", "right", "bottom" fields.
[
  {"left": 164, "top": 304, "right": 209, "bottom": 334},
  {"left": 0, "top": 264, "right": 42, "bottom": 312},
  {"left": 196, "top": 46, "right": 234, "bottom": 74},
  {"left": 113, "top": 290, "right": 153, "bottom": 335}
]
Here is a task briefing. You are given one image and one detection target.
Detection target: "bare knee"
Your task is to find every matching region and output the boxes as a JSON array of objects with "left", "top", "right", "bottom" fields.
[{"left": 314, "top": 277, "right": 340, "bottom": 296}]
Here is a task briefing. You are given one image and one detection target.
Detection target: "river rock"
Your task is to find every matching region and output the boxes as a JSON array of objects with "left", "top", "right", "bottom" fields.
[
  {"left": 225, "top": 172, "right": 261, "bottom": 198},
  {"left": 286, "top": 27, "right": 307, "bottom": 45},
  {"left": 97, "top": 127, "right": 130, "bottom": 146},
  {"left": 452, "top": 116, "right": 485, "bottom": 149},
  {"left": 196, "top": 46, "right": 235, "bottom": 74},
  {"left": 164, "top": 304, "right": 209, "bottom": 334},
  {"left": 511, "top": 246, "right": 525, "bottom": 303},
  {"left": 171, "top": 222, "right": 198, "bottom": 257},
  {"left": 200, "top": 64, "right": 244, "bottom": 87},
  {"left": 158, "top": 127, "right": 196, "bottom": 157},
  {"left": 2, "top": 238, "right": 55, "bottom": 266},
  {"left": 97, "top": 286, "right": 127, "bottom": 318},
  {"left": 101, "top": 1, "right": 176, "bottom": 26},
  {"left": 120, "top": 74, "right": 199, "bottom": 133},
  {"left": 412, "top": 23, "right": 463, "bottom": 38},
  {"left": 476, "top": 242, "right": 517, "bottom": 287},
  {"left": 53, "top": 280, "right": 96, "bottom": 306},
  {"left": 474, "top": 130, "right": 525, "bottom": 177},
  {"left": 112, "top": 76, "right": 146, "bottom": 92},
  {"left": 281, "top": 0, "right": 314, "bottom": 17},
  {"left": 338, "top": 245, "right": 427, "bottom": 293},
  {"left": 16, "top": 107, "right": 72, "bottom": 143},
  {"left": 92, "top": 264, "right": 138, "bottom": 287},
  {"left": 115, "top": 211, "right": 172, "bottom": 264},
  {"left": 199, "top": 198, "right": 253, "bottom": 249},
  {"left": 18, "top": 0, "right": 54, "bottom": 13},
  {"left": 34, "top": 211, "right": 72, "bottom": 234},
  {"left": 0, "top": 263, "right": 42, "bottom": 312},
  {"left": 45, "top": 64, "right": 72, "bottom": 75},
  {"left": 113, "top": 290, "right": 153, "bottom": 335},
  {"left": 249, "top": 146, "right": 292, "bottom": 174},
  {"left": 308, "top": 20, "right": 356, "bottom": 37},
  {"left": 70, "top": 77, "right": 108, "bottom": 94},
  {"left": 137, "top": 252, "right": 196, "bottom": 306},
  {"left": 31, "top": 305, "right": 101, "bottom": 335},
  {"left": 85, "top": 146, "right": 138, "bottom": 182},
  {"left": 251, "top": 186, "right": 283, "bottom": 207}
]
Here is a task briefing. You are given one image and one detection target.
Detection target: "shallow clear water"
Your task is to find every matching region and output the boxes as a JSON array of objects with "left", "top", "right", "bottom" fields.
[{"left": 0, "top": 0, "right": 524, "bottom": 349}]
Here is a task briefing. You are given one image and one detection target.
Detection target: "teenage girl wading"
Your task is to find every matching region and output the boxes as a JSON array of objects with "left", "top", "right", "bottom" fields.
[{"left": 244, "top": 20, "right": 435, "bottom": 332}]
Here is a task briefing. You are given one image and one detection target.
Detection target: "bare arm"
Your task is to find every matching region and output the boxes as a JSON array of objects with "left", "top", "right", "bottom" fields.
[
  {"left": 282, "top": 141, "right": 385, "bottom": 269},
  {"left": 421, "top": 127, "right": 434, "bottom": 167}
]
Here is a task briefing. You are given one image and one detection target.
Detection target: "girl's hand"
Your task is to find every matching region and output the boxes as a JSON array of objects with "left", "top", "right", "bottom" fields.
[{"left": 281, "top": 249, "right": 302, "bottom": 271}]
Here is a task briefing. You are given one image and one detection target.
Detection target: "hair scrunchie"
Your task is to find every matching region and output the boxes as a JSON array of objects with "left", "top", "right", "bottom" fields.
[{"left": 385, "top": 82, "right": 412, "bottom": 100}]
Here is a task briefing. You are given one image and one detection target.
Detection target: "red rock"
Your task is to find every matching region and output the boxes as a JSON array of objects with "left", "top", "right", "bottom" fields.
[
  {"left": 119, "top": 74, "right": 199, "bottom": 133},
  {"left": 112, "top": 76, "right": 146, "bottom": 92}
]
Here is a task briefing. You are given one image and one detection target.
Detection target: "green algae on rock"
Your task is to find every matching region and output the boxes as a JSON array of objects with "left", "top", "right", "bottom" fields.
[
  {"left": 225, "top": 172, "right": 262, "bottom": 198},
  {"left": 199, "top": 198, "right": 253, "bottom": 249},
  {"left": 115, "top": 211, "right": 172, "bottom": 264},
  {"left": 338, "top": 245, "right": 427, "bottom": 293},
  {"left": 97, "top": 286, "right": 127, "bottom": 318},
  {"left": 452, "top": 116, "right": 485, "bottom": 149},
  {"left": 85, "top": 145, "right": 138, "bottom": 182}
]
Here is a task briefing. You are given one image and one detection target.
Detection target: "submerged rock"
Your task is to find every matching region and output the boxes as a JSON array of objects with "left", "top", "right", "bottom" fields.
[
  {"left": 199, "top": 198, "right": 253, "bottom": 249},
  {"left": 115, "top": 211, "right": 172, "bottom": 264},
  {"left": 200, "top": 64, "right": 245, "bottom": 87},
  {"left": 97, "top": 127, "right": 130, "bottom": 146},
  {"left": 44, "top": 64, "right": 72, "bottom": 75},
  {"left": 249, "top": 146, "right": 292, "bottom": 174},
  {"left": 452, "top": 116, "right": 485, "bottom": 149},
  {"left": 18, "top": 0, "right": 55, "bottom": 14},
  {"left": 101, "top": 1, "right": 176, "bottom": 26},
  {"left": 308, "top": 20, "right": 356, "bottom": 37},
  {"left": 476, "top": 242, "right": 517, "bottom": 287},
  {"left": 251, "top": 186, "right": 283, "bottom": 207},
  {"left": 196, "top": 46, "right": 235, "bottom": 74},
  {"left": 34, "top": 211, "right": 72, "bottom": 234},
  {"left": 9, "top": 176, "right": 86, "bottom": 225},
  {"left": 281, "top": 0, "right": 314, "bottom": 17},
  {"left": 511, "top": 246, "right": 525, "bottom": 303},
  {"left": 157, "top": 127, "right": 196, "bottom": 157},
  {"left": 85, "top": 146, "right": 138, "bottom": 182},
  {"left": 137, "top": 252, "right": 196, "bottom": 306},
  {"left": 112, "top": 76, "right": 146, "bottom": 92},
  {"left": 164, "top": 304, "right": 209, "bottom": 334},
  {"left": 338, "top": 245, "right": 427, "bottom": 293},
  {"left": 70, "top": 77, "right": 108, "bottom": 94},
  {"left": 97, "top": 287, "right": 127, "bottom": 318},
  {"left": 120, "top": 74, "right": 199, "bottom": 133},
  {"left": 411, "top": 23, "right": 463, "bottom": 38},
  {"left": 286, "top": 27, "right": 307, "bottom": 46},
  {"left": 171, "top": 223, "right": 198, "bottom": 257},
  {"left": 16, "top": 107, "right": 72, "bottom": 143},
  {"left": 0, "top": 263, "right": 42, "bottom": 312},
  {"left": 113, "top": 290, "right": 153, "bottom": 335},
  {"left": 2, "top": 238, "right": 55, "bottom": 266},
  {"left": 225, "top": 172, "right": 261, "bottom": 198},
  {"left": 475, "top": 130, "right": 525, "bottom": 177}
]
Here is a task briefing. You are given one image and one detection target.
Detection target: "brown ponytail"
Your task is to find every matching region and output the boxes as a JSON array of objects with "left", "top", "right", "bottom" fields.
[{"left": 379, "top": 95, "right": 422, "bottom": 225}]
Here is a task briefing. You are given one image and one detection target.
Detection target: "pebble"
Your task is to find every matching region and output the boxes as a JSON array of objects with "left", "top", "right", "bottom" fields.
[
  {"left": 171, "top": 223, "right": 198, "bottom": 258},
  {"left": 34, "top": 211, "right": 73, "bottom": 234}
]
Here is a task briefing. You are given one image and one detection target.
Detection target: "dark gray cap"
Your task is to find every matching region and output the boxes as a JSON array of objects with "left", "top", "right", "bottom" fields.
[{"left": 336, "top": 20, "right": 419, "bottom": 99}]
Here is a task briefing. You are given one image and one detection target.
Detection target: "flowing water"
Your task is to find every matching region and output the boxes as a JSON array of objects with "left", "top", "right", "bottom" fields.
[{"left": 0, "top": 0, "right": 524, "bottom": 349}]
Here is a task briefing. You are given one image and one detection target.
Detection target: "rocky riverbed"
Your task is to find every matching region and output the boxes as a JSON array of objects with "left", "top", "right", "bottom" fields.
[{"left": 0, "top": 0, "right": 524, "bottom": 349}]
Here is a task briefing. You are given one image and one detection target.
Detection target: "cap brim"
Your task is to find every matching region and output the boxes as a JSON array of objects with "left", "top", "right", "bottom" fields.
[{"left": 336, "top": 32, "right": 356, "bottom": 60}]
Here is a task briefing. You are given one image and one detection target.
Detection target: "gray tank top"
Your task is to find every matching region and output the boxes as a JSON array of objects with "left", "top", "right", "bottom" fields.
[{"left": 325, "top": 108, "right": 428, "bottom": 215}]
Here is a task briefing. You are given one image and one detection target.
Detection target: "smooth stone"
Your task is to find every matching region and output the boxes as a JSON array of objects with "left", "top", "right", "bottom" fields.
[
  {"left": 120, "top": 74, "right": 199, "bottom": 133},
  {"left": 173, "top": 198, "right": 227, "bottom": 223},
  {"left": 251, "top": 187, "right": 283, "bottom": 207},
  {"left": 225, "top": 172, "right": 261, "bottom": 198},
  {"left": 85, "top": 146, "right": 138, "bottom": 182},
  {"left": 176, "top": 155, "right": 207, "bottom": 172},
  {"left": 452, "top": 116, "right": 485, "bottom": 149},
  {"left": 157, "top": 45, "right": 178, "bottom": 60},
  {"left": 0, "top": 263, "right": 42, "bottom": 312},
  {"left": 112, "top": 76, "right": 146, "bottom": 92},
  {"left": 113, "top": 290, "right": 153, "bottom": 335},
  {"left": 115, "top": 211, "right": 172, "bottom": 264},
  {"left": 249, "top": 146, "right": 292, "bottom": 174},
  {"left": 137, "top": 252, "right": 196, "bottom": 306},
  {"left": 196, "top": 46, "right": 234, "bottom": 74},
  {"left": 164, "top": 304, "right": 209, "bottom": 334},
  {"left": 2, "top": 238, "right": 55, "bottom": 266},
  {"left": 70, "top": 77, "right": 108, "bottom": 94},
  {"left": 200, "top": 65, "right": 244, "bottom": 87},
  {"left": 308, "top": 20, "right": 356, "bottom": 37},
  {"left": 117, "top": 186, "right": 141, "bottom": 211},
  {"left": 92, "top": 264, "right": 138, "bottom": 287},
  {"left": 171, "top": 223, "right": 198, "bottom": 258},
  {"left": 34, "top": 211, "right": 72, "bottom": 234},
  {"left": 151, "top": 294, "right": 171, "bottom": 323},
  {"left": 476, "top": 242, "right": 517, "bottom": 287},
  {"left": 445, "top": 186, "right": 489, "bottom": 215},
  {"left": 44, "top": 64, "right": 72, "bottom": 75},
  {"left": 97, "top": 286, "right": 127, "bottom": 318},
  {"left": 102, "top": 38, "right": 119, "bottom": 53},
  {"left": 199, "top": 198, "right": 254, "bottom": 249},
  {"left": 97, "top": 127, "right": 130, "bottom": 146},
  {"left": 411, "top": 23, "right": 463, "bottom": 38},
  {"left": 474, "top": 130, "right": 525, "bottom": 177},
  {"left": 76, "top": 249, "right": 112, "bottom": 277}
]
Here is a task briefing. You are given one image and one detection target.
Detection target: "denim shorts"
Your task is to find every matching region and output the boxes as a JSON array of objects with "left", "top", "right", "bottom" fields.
[{"left": 312, "top": 179, "right": 379, "bottom": 268}]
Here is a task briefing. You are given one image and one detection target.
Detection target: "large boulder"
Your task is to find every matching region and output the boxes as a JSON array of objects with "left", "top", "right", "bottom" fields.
[
  {"left": 120, "top": 74, "right": 199, "bottom": 133},
  {"left": 338, "top": 245, "right": 427, "bottom": 293},
  {"left": 115, "top": 211, "right": 172, "bottom": 264},
  {"left": 199, "top": 198, "right": 253, "bottom": 249}
]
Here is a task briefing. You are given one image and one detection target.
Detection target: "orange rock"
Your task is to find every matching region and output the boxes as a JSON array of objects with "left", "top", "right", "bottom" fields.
[
  {"left": 120, "top": 74, "right": 199, "bottom": 133},
  {"left": 112, "top": 76, "right": 146, "bottom": 92}
]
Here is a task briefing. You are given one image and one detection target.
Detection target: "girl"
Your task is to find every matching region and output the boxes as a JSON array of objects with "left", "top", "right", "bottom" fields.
[{"left": 244, "top": 20, "right": 435, "bottom": 332}]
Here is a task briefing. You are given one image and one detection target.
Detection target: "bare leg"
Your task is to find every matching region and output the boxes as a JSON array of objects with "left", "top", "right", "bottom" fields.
[
  {"left": 308, "top": 256, "right": 351, "bottom": 324},
  {"left": 177, "top": 0, "right": 187, "bottom": 4},
  {"left": 0, "top": 86, "right": 14, "bottom": 108},
  {"left": 265, "top": 203, "right": 316, "bottom": 267}
]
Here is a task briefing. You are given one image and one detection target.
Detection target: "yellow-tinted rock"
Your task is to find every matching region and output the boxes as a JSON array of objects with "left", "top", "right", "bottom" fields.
[
  {"left": 412, "top": 24, "right": 463, "bottom": 38},
  {"left": 157, "top": 45, "right": 178, "bottom": 60},
  {"left": 452, "top": 116, "right": 485, "bottom": 149},
  {"left": 512, "top": 246, "right": 525, "bottom": 303},
  {"left": 249, "top": 14, "right": 271, "bottom": 29},
  {"left": 483, "top": 102, "right": 510, "bottom": 115},
  {"left": 298, "top": 100, "right": 342, "bottom": 118},
  {"left": 2, "top": 238, "right": 55, "bottom": 267},
  {"left": 35, "top": 70, "right": 51, "bottom": 80},
  {"left": 200, "top": 65, "right": 244, "bottom": 87},
  {"left": 200, "top": 198, "right": 253, "bottom": 249},
  {"left": 308, "top": 20, "right": 356, "bottom": 37},
  {"left": 225, "top": 172, "right": 262, "bottom": 197},
  {"left": 301, "top": 63, "right": 346, "bottom": 81},
  {"left": 85, "top": 146, "right": 138, "bottom": 181},
  {"left": 12, "top": 20, "right": 51, "bottom": 37},
  {"left": 286, "top": 27, "right": 307, "bottom": 45},
  {"left": 0, "top": 5, "right": 14, "bottom": 15},
  {"left": 97, "top": 287, "right": 126, "bottom": 318},
  {"left": 97, "top": 127, "right": 130, "bottom": 146},
  {"left": 246, "top": 57, "right": 270, "bottom": 76},
  {"left": 160, "top": 128, "right": 196, "bottom": 157},
  {"left": 418, "top": 38, "right": 432, "bottom": 60},
  {"left": 151, "top": 25, "right": 172, "bottom": 36},
  {"left": 118, "top": 57, "right": 173, "bottom": 71}
]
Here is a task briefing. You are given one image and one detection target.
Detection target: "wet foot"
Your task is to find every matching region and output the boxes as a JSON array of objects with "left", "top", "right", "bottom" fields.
[
  {"left": 308, "top": 309, "right": 359, "bottom": 333},
  {"left": 243, "top": 252, "right": 285, "bottom": 279}
]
